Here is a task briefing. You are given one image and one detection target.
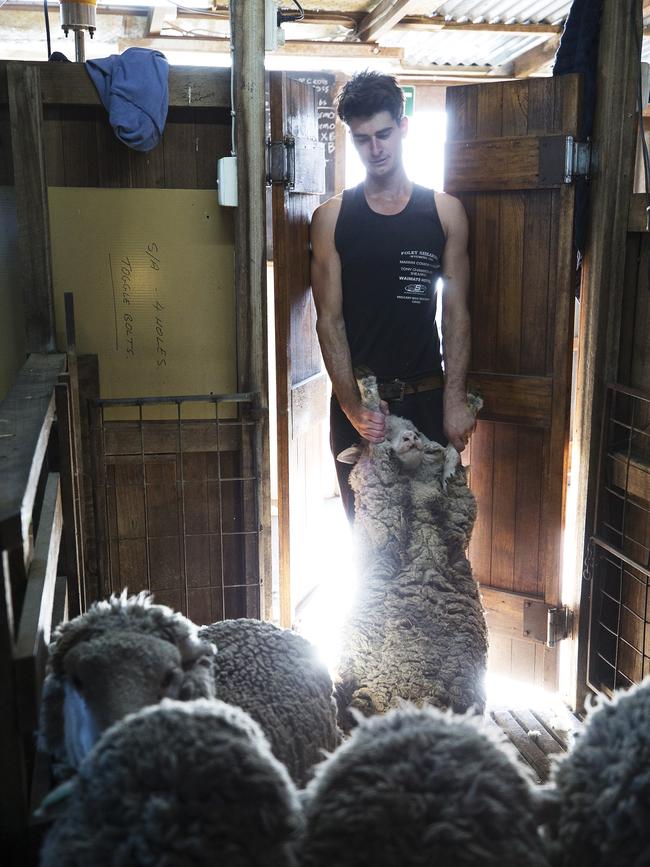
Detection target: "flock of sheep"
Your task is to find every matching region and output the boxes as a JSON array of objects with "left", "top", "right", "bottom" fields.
[{"left": 34, "top": 375, "right": 650, "bottom": 864}]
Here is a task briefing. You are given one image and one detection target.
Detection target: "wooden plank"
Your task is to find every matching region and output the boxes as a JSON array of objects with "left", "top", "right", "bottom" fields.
[
  {"left": 51, "top": 572, "right": 68, "bottom": 633},
  {"left": 0, "top": 62, "right": 231, "bottom": 109},
  {"left": 356, "top": 0, "right": 421, "bottom": 42},
  {"left": 468, "top": 422, "right": 494, "bottom": 586},
  {"left": 233, "top": 0, "right": 271, "bottom": 620},
  {"left": 572, "top": 0, "right": 643, "bottom": 711},
  {"left": 163, "top": 108, "right": 198, "bottom": 188},
  {"left": 291, "top": 371, "right": 328, "bottom": 439},
  {"left": 514, "top": 427, "right": 544, "bottom": 597},
  {"left": 7, "top": 63, "right": 55, "bottom": 352},
  {"left": 521, "top": 192, "right": 553, "bottom": 374},
  {"left": 491, "top": 425, "right": 518, "bottom": 591},
  {"left": 608, "top": 450, "right": 650, "bottom": 501},
  {"left": 445, "top": 135, "right": 569, "bottom": 193},
  {"left": 103, "top": 420, "right": 244, "bottom": 456},
  {"left": 0, "top": 354, "right": 66, "bottom": 550},
  {"left": 490, "top": 709, "right": 546, "bottom": 782},
  {"left": 55, "top": 380, "right": 82, "bottom": 618},
  {"left": 513, "top": 35, "right": 561, "bottom": 79},
  {"left": 467, "top": 372, "right": 553, "bottom": 428},
  {"left": 480, "top": 585, "right": 550, "bottom": 644},
  {"left": 628, "top": 192, "right": 649, "bottom": 232},
  {"left": 0, "top": 102, "right": 13, "bottom": 185},
  {"left": 497, "top": 193, "right": 525, "bottom": 372},
  {"left": 14, "top": 473, "right": 62, "bottom": 733}
]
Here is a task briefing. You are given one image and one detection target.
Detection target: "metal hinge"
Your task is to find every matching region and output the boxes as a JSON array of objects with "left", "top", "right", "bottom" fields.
[
  {"left": 564, "top": 136, "right": 591, "bottom": 183},
  {"left": 547, "top": 605, "right": 573, "bottom": 647},
  {"left": 266, "top": 135, "right": 295, "bottom": 189}
]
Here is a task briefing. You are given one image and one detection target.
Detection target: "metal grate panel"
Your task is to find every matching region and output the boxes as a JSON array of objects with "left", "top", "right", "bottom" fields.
[
  {"left": 588, "top": 384, "right": 650, "bottom": 696},
  {"left": 89, "top": 393, "right": 262, "bottom": 623}
]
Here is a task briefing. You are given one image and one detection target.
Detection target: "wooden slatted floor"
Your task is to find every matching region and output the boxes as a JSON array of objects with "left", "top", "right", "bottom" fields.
[{"left": 488, "top": 705, "right": 583, "bottom": 783}]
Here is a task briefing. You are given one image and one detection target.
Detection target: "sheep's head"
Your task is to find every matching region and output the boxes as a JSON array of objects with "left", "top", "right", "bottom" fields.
[
  {"left": 38, "top": 591, "right": 216, "bottom": 777},
  {"left": 338, "top": 415, "right": 425, "bottom": 472}
]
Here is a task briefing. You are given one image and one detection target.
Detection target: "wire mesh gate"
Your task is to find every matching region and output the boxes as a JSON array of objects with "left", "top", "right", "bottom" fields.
[
  {"left": 89, "top": 393, "right": 262, "bottom": 623},
  {"left": 588, "top": 384, "right": 650, "bottom": 694}
]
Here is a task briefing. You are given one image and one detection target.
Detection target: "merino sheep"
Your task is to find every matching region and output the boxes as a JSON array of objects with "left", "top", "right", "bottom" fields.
[
  {"left": 40, "top": 698, "right": 303, "bottom": 867},
  {"left": 335, "top": 375, "right": 487, "bottom": 729},
  {"left": 39, "top": 593, "right": 340, "bottom": 787},
  {"left": 199, "top": 618, "right": 341, "bottom": 786},
  {"left": 38, "top": 591, "right": 216, "bottom": 777},
  {"left": 543, "top": 677, "right": 650, "bottom": 867},
  {"left": 299, "top": 705, "right": 551, "bottom": 867}
]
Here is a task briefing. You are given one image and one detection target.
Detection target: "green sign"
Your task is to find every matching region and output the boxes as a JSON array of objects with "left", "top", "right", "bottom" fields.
[{"left": 401, "top": 85, "right": 415, "bottom": 117}]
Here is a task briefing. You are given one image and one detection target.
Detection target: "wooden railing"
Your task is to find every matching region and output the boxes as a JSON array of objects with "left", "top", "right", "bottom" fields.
[{"left": 0, "top": 353, "right": 83, "bottom": 862}]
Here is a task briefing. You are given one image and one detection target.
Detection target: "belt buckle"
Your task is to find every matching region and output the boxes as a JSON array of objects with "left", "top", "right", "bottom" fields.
[{"left": 381, "top": 378, "right": 405, "bottom": 401}]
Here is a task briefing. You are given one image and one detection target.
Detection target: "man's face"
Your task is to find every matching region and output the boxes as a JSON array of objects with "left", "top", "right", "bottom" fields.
[{"left": 348, "top": 110, "right": 407, "bottom": 180}]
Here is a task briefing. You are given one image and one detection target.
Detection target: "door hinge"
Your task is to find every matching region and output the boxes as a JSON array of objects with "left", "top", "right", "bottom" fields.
[
  {"left": 547, "top": 605, "right": 573, "bottom": 647},
  {"left": 266, "top": 135, "right": 295, "bottom": 189},
  {"left": 564, "top": 136, "right": 591, "bottom": 183}
]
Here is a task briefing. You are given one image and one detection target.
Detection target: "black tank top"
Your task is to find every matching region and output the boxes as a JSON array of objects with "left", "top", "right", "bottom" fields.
[{"left": 334, "top": 182, "right": 445, "bottom": 381}]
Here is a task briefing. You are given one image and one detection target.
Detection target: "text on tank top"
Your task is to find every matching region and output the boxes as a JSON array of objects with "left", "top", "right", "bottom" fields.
[{"left": 334, "top": 182, "right": 446, "bottom": 381}]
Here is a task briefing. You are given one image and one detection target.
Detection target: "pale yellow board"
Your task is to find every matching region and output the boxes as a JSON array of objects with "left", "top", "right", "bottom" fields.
[
  {"left": 0, "top": 187, "right": 26, "bottom": 401},
  {"left": 49, "top": 187, "right": 236, "bottom": 418}
]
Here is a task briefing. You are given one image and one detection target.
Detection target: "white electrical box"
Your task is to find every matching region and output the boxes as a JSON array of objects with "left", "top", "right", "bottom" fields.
[
  {"left": 265, "top": 0, "right": 284, "bottom": 52},
  {"left": 217, "top": 156, "right": 238, "bottom": 208}
]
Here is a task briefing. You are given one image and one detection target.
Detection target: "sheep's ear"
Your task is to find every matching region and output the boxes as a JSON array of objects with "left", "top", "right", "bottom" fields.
[
  {"left": 337, "top": 445, "right": 363, "bottom": 465},
  {"left": 37, "top": 674, "right": 71, "bottom": 775}
]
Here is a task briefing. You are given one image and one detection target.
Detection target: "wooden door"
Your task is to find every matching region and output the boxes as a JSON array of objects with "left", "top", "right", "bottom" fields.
[
  {"left": 445, "top": 75, "right": 582, "bottom": 692},
  {"left": 270, "top": 74, "right": 327, "bottom": 627}
]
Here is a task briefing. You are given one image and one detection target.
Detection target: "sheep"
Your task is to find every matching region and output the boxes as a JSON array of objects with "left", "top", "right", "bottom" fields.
[
  {"left": 298, "top": 704, "right": 552, "bottom": 867},
  {"left": 38, "top": 592, "right": 340, "bottom": 787},
  {"left": 40, "top": 698, "right": 303, "bottom": 867},
  {"left": 543, "top": 677, "right": 650, "bottom": 867},
  {"left": 38, "top": 591, "right": 217, "bottom": 778},
  {"left": 335, "top": 375, "right": 487, "bottom": 730},
  {"left": 199, "top": 618, "right": 341, "bottom": 787}
]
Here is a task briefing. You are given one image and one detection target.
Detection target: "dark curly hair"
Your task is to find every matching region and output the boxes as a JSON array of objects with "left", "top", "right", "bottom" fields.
[{"left": 336, "top": 71, "right": 404, "bottom": 125}]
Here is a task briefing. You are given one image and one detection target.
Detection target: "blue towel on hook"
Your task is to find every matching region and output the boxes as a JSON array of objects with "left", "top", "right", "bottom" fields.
[{"left": 86, "top": 47, "right": 169, "bottom": 152}]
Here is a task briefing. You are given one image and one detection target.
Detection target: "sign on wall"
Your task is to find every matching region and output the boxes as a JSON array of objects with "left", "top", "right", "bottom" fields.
[{"left": 49, "top": 187, "right": 236, "bottom": 413}]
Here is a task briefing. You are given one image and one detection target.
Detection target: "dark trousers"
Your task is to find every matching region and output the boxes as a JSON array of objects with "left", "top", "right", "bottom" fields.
[{"left": 329, "top": 387, "right": 446, "bottom": 523}]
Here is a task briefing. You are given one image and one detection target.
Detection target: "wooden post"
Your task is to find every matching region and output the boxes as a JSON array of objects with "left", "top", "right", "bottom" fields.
[
  {"left": 569, "top": 0, "right": 643, "bottom": 711},
  {"left": 231, "top": 0, "right": 272, "bottom": 619},
  {"left": 7, "top": 63, "right": 55, "bottom": 353}
]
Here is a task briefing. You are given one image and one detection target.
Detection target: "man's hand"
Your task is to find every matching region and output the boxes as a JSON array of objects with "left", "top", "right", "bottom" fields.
[
  {"left": 344, "top": 400, "right": 387, "bottom": 443},
  {"left": 443, "top": 398, "right": 476, "bottom": 452}
]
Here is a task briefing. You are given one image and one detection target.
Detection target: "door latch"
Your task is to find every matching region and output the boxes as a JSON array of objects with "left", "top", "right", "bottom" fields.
[
  {"left": 564, "top": 136, "right": 591, "bottom": 183},
  {"left": 266, "top": 135, "right": 295, "bottom": 189},
  {"left": 547, "top": 605, "right": 573, "bottom": 647}
]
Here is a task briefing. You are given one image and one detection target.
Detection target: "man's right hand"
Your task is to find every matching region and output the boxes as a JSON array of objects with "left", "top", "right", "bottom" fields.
[{"left": 343, "top": 401, "right": 386, "bottom": 443}]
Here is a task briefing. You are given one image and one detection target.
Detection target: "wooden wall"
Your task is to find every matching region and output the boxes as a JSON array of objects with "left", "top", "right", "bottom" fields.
[{"left": 1, "top": 63, "right": 260, "bottom": 620}]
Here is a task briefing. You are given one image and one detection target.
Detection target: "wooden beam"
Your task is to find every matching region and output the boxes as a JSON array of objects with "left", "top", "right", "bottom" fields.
[
  {"left": 231, "top": 0, "right": 272, "bottom": 620},
  {"left": 146, "top": 3, "right": 175, "bottom": 37},
  {"left": 8, "top": 63, "right": 55, "bottom": 353},
  {"left": 0, "top": 61, "right": 231, "bottom": 108},
  {"left": 513, "top": 35, "right": 561, "bottom": 78},
  {"left": 14, "top": 473, "right": 62, "bottom": 733},
  {"left": 572, "top": 0, "right": 643, "bottom": 711},
  {"left": 0, "top": 354, "right": 66, "bottom": 552},
  {"left": 628, "top": 192, "right": 649, "bottom": 231},
  {"left": 119, "top": 36, "right": 404, "bottom": 61},
  {"left": 356, "top": 0, "right": 421, "bottom": 43}
]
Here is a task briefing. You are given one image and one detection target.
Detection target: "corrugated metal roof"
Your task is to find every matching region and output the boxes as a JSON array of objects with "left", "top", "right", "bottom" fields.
[
  {"left": 427, "top": 0, "right": 571, "bottom": 24},
  {"left": 383, "top": 29, "right": 552, "bottom": 69}
]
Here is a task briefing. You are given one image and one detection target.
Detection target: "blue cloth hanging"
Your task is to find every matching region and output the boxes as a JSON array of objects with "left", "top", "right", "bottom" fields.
[{"left": 86, "top": 47, "right": 169, "bottom": 153}]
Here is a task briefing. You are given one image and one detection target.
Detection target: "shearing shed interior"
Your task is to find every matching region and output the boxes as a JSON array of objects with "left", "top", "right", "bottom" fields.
[{"left": 2, "top": 0, "right": 650, "bottom": 864}]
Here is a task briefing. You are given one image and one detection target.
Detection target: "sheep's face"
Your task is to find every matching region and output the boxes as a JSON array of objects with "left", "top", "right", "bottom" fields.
[
  {"left": 61, "top": 631, "right": 187, "bottom": 763},
  {"left": 385, "top": 417, "right": 424, "bottom": 470}
]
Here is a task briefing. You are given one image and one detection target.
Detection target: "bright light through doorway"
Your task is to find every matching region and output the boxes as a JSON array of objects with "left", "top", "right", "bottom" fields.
[{"left": 345, "top": 111, "right": 448, "bottom": 192}]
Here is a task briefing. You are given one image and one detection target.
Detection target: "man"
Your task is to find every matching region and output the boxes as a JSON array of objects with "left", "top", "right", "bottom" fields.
[{"left": 310, "top": 71, "right": 475, "bottom": 521}]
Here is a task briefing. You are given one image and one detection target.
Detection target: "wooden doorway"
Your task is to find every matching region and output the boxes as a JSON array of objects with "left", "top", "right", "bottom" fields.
[
  {"left": 269, "top": 73, "right": 329, "bottom": 627},
  {"left": 445, "top": 74, "right": 582, "bottom": 695}
]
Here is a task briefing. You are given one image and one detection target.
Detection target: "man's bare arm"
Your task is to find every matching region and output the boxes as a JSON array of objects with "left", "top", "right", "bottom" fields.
[
  {"left": 310, "top": 200, "right": 386, "bottom": 442},
  {"left": 437, "top": 194, "right": 476, "bottom": 452}
]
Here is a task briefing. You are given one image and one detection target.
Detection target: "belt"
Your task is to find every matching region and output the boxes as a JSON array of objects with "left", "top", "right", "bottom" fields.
[{"left": 377, "top": 373, "right": 444, "bottom": 401}]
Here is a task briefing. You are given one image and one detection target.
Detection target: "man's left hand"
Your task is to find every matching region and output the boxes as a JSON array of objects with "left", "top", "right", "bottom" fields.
[{"left": 443, "top": 400, "right": 476, "bottom": 452}]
